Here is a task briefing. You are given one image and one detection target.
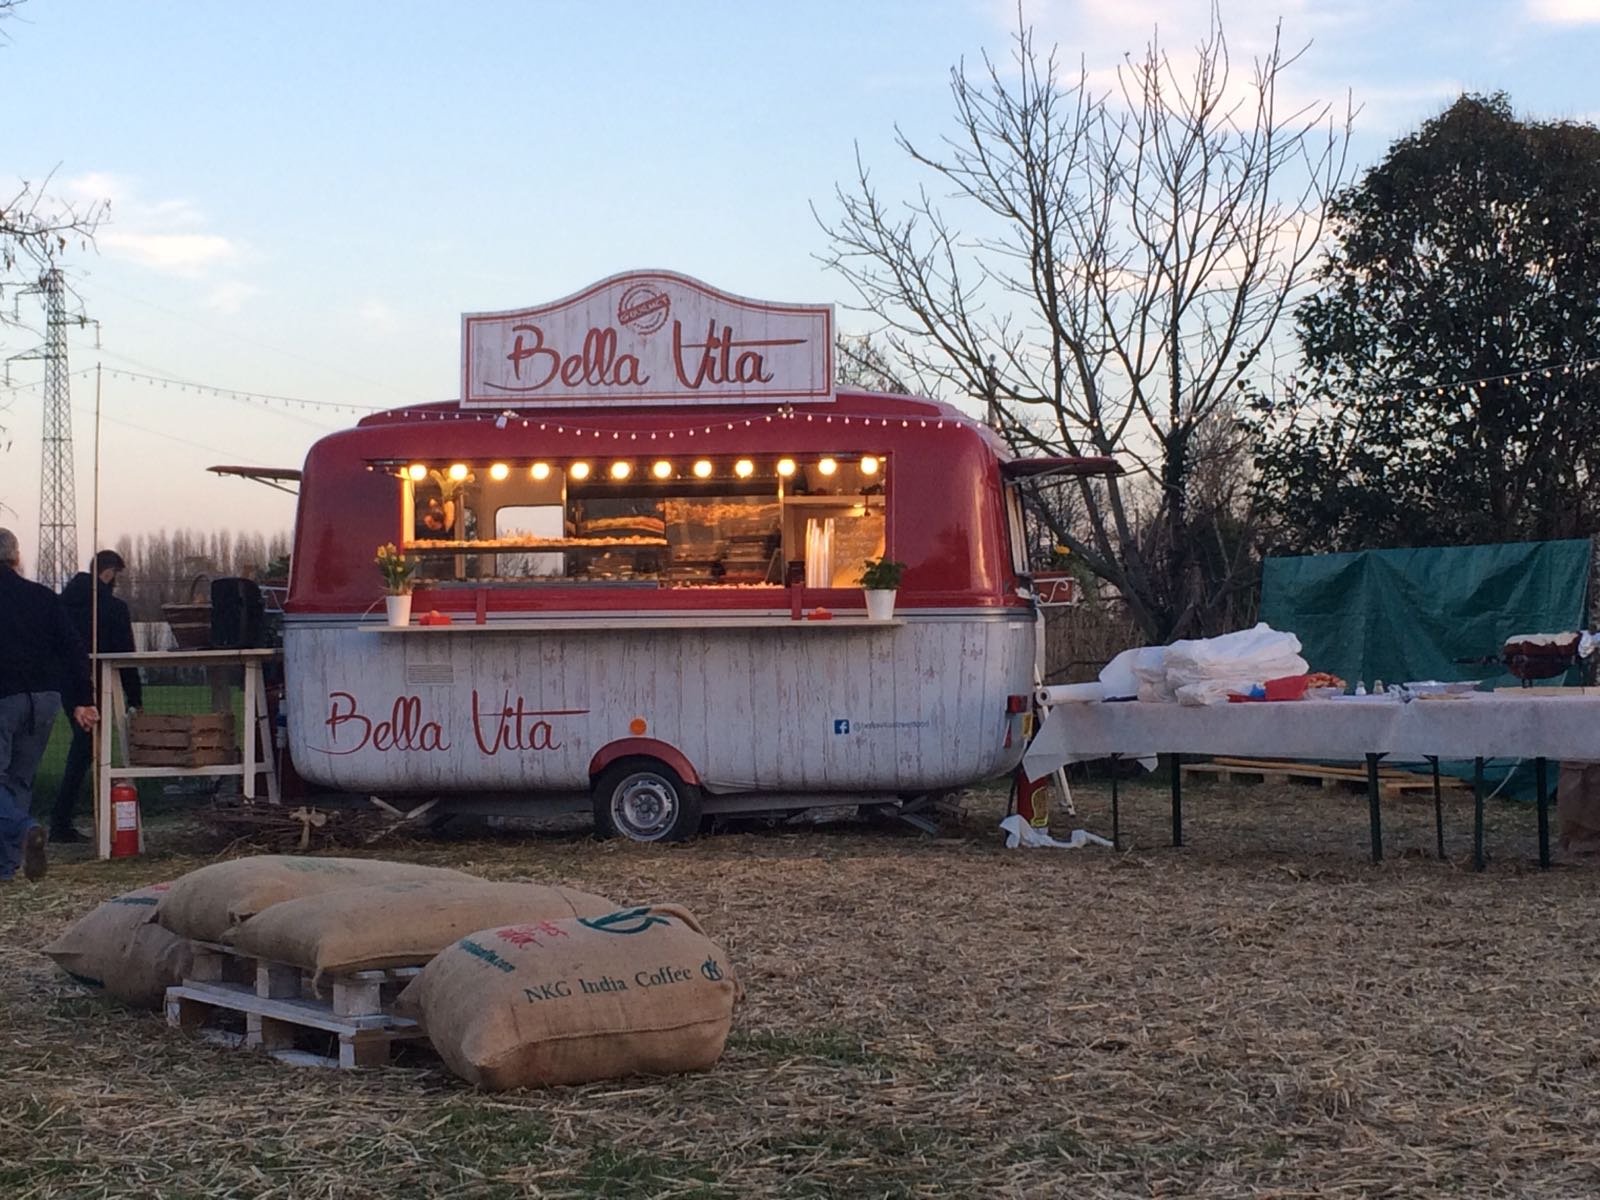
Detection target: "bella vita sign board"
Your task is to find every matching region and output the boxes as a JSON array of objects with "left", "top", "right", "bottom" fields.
[{"left": 461, "top": 271, "right": 834, "bottom": 408}]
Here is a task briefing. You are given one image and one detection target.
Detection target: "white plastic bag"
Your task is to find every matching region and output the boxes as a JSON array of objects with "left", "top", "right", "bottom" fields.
[
  {"left": 1173, "top": 679, "right": 1259, "bottom": 706},
  {"left": 1163, "top": 623, "right": 1306, "bottom": 688},
  {"left": 1131, "top": 647, "right": 1176, "bottom": 703},
  {"left": 999, "top": 814, "right": 1114, "bottom": 850},
  {"left": 1100, "top": 646, "right": 1164, "bottom": 700}
]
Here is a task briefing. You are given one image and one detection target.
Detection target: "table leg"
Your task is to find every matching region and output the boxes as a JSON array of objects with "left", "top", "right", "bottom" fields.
[
  {"left": 1366, "top": 753, "right": 1384, "bottom": 864},
  {"left": 1429, "top": 756, "right": 1444, "bottom": 860},
  {"left": 1110, "top": 755, "right": 1121, "bottom": 852},
  {"left": 1473, "top": 757, "right": 1486, "bottom": 872},
  {"left": 242, "top": 662, "right": 257, "bottom": 801},
  {"left": 1536, "top": 757, "right": 1550, "bottom": 870},
  {"left": 96, "top": 659, "right": 122, "bottom": 861},
  {"left": 1169, "top": 754, "right": 1183, "bottom": 848}
]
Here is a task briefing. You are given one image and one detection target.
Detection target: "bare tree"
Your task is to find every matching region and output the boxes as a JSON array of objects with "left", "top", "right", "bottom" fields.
[{"left": 818, "top": 9, "right": 1350, "bottom": 641}]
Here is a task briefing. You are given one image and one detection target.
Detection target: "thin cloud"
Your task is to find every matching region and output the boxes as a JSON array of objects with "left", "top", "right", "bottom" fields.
[
  {"left": 63, "top": 171, "right": 244, "bottom": 279},
  {"left": 1526, "top": 0, "right": 1600, "bottom": 24},
  {"left": 101, "top": 231, "right": 236, "bottom": 274},
  {"left": 205, "top": 281, "right": 260, "bottom": 315},
  {"left": 356, "top": 299, "right": 396, "bottom": 327}
]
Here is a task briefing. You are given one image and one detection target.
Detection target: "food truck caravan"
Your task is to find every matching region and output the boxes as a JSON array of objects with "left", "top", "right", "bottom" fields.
[{"left": 278, "top": 271, "right": 1117, "bottom": 840}]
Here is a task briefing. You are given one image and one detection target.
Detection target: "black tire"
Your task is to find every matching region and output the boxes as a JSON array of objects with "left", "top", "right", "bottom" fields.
[{"left": 592, "top": 760, "right": 702, "bottom": 843}]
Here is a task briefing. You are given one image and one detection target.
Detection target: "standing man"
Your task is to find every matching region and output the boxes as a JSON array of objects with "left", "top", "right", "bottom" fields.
[
  {"left": 0, "top": 529, "right": 98, "bottom": 882},
  {"left": 51, "top": 549, "right": 141, "bottom": 842}
]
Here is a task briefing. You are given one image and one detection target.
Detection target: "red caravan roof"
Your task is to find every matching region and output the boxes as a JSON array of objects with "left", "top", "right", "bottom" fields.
[{"left": 286, "top": 390, "right": 1115, "bottom": 614}]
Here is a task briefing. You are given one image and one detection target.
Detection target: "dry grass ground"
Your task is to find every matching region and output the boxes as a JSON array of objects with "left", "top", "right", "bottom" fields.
[{"left": 2, "top": 775, "right": 1597, "bottom": 1199}]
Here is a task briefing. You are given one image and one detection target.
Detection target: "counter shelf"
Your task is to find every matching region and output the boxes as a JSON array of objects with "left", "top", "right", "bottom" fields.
[{"left": 360, "top": 615, "right": 904, "bottom": 633}]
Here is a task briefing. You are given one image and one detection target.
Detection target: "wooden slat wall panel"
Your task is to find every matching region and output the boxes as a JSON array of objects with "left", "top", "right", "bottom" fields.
[{"left": 286, "top": 618, "right": 1033, "bottom": 796}]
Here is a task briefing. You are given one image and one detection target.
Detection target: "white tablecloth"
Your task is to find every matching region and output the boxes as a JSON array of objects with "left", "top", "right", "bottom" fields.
[{"left": 1022, "top": 696, "right": 1600, "bottom": 781}]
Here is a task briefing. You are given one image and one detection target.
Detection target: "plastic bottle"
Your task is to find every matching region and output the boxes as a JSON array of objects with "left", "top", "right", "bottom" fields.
[{"left": 1354, "top": 681, "right": 1367, "bottom": 696}]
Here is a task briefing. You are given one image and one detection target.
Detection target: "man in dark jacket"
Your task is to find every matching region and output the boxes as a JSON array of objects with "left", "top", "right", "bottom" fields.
[
  {"left": 50, "top": 549, "right": 142, "bottom": 842},
  {"left": 0, "top": 529, "right": 98, "bottom": 881}
]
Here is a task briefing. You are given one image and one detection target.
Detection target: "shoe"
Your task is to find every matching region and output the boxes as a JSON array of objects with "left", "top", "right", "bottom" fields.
[
  {"left": 49, "top": 826, "right": 88, "bottom": 844},
  {"left": 22, "top": 825, "right": 47, "bottom": 881}
]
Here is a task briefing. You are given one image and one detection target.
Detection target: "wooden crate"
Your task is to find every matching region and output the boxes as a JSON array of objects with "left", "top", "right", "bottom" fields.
[
  {"left": 128, "top": 713, "right": 239, "bottom": 768},
  {"left": 165, "top": 942, "right": 425, "bottom": 1070}
]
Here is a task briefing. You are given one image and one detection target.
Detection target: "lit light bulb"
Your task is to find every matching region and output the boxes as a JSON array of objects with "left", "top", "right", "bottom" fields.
[
  {"left": 448, "top": 463, "right": 469, "bottom": 482},
  {"left": 734, "top": 459, "right": 754, "bottom": 478},
  {"left": 530, "top": 462, "right": 551, "bottom": 481},
  {"left": 569, "top": 461, "right": 591, "bottom": 480},
  {"left": 860, "top": 455, "right": 880, "bottom": 475},
  {"left": 610, "top": 461, "right": 632, "bottom": 480},
  {"left": 406, "top": 463, "right": 428, "bottom": 482},
  {"left": 693, "top": 460, "right": 713, "bottom": 478},
  {"left": 818, "top": 457, "right": 838, "bottom": 476},
  {"left": 776, "top": 458, "right": 796, "bottom": 477},
  {"left": 489, "top": 462, "right": 510, "bottom": 481},
  {"left": 652, "top": 460, "right": 673, "bottom": 480}
]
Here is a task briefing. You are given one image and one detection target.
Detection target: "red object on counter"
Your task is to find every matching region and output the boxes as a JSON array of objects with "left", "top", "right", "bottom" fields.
[
  {"left": 807, "top": 607, "right": 833, "bottom": 620},
  {"left": 1263, "top": 674, "right": 1310, "bottom": 701},
  {"left": 419, "top": 610, "right": 453, "bottom": 626}
]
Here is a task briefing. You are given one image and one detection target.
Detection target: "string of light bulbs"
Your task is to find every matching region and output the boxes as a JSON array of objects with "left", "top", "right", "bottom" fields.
[
  {"left": 365, "top": 402, "right": 963, "bottom": 440},
  {"left": 99, "top": 367, "right": 384, "bottom": 415},
  {"left": 0, "top": 368, "right": 95, "bottom": 397}
]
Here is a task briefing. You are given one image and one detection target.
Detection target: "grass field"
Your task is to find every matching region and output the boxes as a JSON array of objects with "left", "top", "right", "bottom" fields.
[{"left": 3, "top": 775, "right": 1597, "bottom": 1198}]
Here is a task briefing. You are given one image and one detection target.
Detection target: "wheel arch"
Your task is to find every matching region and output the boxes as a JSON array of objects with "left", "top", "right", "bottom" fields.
[{"left": 587, "top": 738, "right": 702, "bottom": 787}]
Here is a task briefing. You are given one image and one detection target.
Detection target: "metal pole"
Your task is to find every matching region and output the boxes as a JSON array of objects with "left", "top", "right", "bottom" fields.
[
  {"left": 1169, "top": 753, "right": 1183, "bottom": 848},
  {"left": 1110, "top": 755, "right": 1121, "bottom": 851},
  {"left": 1365, "top": 753, "right": 1384, "bottom": 864},
  {"left": 1536, "top": 757, "right": 1551, "bottom": 870},
  {"left": 1473, "top": 757, "right": 1486, "bottom": 872},
  {"left": 1429, "top": 756, "right": 1444, "bottom": 860},
  {"left": 89, "top": 362, "right": 103, "bottom": 851}
]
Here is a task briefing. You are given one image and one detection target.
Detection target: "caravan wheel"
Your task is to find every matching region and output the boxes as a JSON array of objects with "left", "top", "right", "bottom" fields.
[{"left": 592, "top": 761, "right": 702, "bottom": 843}]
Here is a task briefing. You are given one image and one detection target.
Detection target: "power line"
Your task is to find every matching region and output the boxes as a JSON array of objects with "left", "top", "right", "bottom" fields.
[
  {"left": 98, "top": 365, "right": 379, "bottom": 416},
  {"left": 83, "top": 275, "right": 439, "bottom": 404}
]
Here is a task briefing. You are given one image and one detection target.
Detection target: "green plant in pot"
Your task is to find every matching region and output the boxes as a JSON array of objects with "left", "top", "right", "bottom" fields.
[{"left": 859, "top": 556, "right": 906, "bottom": 620}]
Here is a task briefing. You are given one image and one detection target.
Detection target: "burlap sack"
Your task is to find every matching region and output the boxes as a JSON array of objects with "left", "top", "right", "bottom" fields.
[
  {"left": 228, "top": 879, "right": 618, "bottom": 973},
  {"left": 153, "top": 855, "right": 478, "bottom": 943},
  {"left": 41, "top": 883, "right": 195, "bottom": 1009},
  {"left": 1558, "top": 761, "right": 1600, "bottom": 854},
  {"left": 398, "top": 904, "right": 742, "bottom": 1090}
]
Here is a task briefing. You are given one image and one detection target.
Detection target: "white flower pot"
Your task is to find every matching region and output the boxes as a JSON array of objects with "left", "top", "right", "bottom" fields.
[
  {"left": 385, "top": 594, "right": 413, "bottom": 626},
  {"left": 864, "top": 589, "right": 898, "bottom": 621}
]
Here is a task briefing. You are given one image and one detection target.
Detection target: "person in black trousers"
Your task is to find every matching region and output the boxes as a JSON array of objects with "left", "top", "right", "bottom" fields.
[
  {"left": 49, "top": 549, "right": 142, "bottom": 843},
  {"left": 0, "top": 529, "right": 98, "bottom": 881}
]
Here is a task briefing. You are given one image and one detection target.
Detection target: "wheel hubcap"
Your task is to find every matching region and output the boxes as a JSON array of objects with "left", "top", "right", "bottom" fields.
[{"left": 612, "top": 773, "right": 679, "bottom": 841}]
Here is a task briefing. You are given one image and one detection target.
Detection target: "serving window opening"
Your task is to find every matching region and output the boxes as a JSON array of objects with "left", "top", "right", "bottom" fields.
[{"left": 396, "top": 455, "right": 887, "bottom": 589}]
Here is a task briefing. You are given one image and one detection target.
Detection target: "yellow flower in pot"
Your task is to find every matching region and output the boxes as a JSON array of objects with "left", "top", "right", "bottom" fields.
[{"left": 375, "top": 542, "right": 416, "bottom": 624}]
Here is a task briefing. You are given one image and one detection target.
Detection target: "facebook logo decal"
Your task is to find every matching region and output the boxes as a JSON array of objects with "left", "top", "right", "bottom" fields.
[{"left": 833, "top": 719, "right": 851, "bottom": 735}]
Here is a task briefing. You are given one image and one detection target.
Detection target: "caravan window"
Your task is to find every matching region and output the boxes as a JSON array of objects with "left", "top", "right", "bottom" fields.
[{"left": 398, "top": 455, "right": 887, "bottom": 589}]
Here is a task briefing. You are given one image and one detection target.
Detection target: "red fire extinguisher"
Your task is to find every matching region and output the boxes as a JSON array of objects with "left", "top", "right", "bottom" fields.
[{"left": 110, "top": 780, "right": 141, "bottom": 858}]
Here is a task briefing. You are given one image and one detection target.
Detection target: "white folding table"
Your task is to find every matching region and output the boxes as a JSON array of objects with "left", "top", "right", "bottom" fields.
[{"left": 1023, "top": 695, "right": 1600, "bottom": 868}]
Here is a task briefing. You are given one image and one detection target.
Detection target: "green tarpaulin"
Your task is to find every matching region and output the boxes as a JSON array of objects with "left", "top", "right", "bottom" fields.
[{"left": 1260, "top": 539, "right": 1592, "bottom": 799}]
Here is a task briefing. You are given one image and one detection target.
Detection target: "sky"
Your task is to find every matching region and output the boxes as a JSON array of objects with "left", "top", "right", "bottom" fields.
[{"left": 1, "top": 0, "right": 1598, "bottom": 564}]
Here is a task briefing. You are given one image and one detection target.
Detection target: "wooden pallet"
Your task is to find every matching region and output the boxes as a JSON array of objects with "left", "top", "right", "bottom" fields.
[
  {"left": 165, "top": 942, "right": 426, "bottom": 1069},
  {"left": 1180, "top": 756, "right": 1470, "bottom": 800}
]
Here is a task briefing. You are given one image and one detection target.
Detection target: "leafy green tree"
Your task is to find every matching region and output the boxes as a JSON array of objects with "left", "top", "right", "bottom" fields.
[{"left": 1254, "top": 93, "right": 1600, "bottom": 552}]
